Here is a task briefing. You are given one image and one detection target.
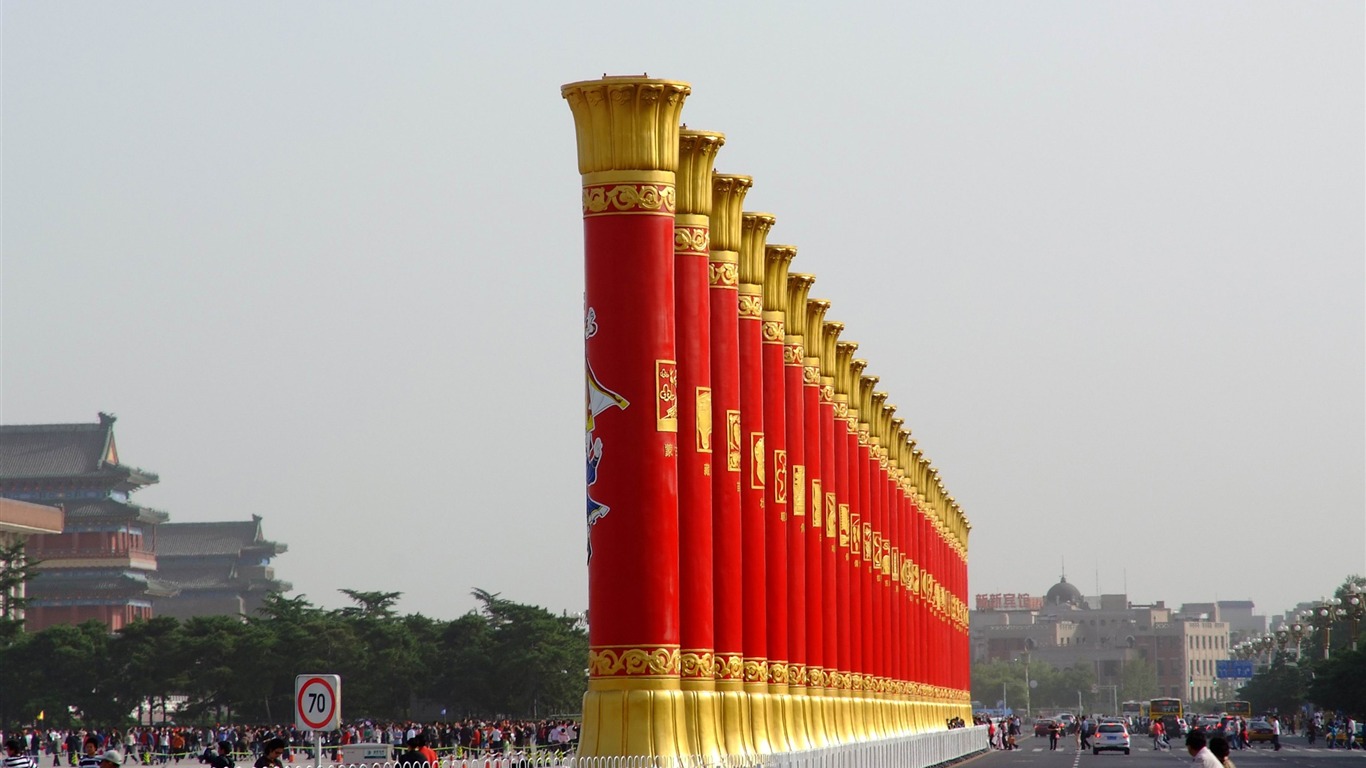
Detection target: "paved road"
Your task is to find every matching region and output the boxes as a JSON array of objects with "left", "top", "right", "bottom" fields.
[{"left": 968, "top": 735, "right": 1366, "bottom": 768}]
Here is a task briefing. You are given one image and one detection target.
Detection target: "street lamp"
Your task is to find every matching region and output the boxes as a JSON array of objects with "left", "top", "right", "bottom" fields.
[
  {"left": 1014, "top": 655, "right": 1031, "bottom": 718},
  {"left": 1341, "top": 584, "right": 1365, "bottom": 652},
  {"left": 1306, "top": 602, "right": 1335, "bottom": 660}
]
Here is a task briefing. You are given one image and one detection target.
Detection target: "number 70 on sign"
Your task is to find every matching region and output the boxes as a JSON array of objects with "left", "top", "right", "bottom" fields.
[{"left": 295, "top": 675, "right": 341, "bottom": 731}]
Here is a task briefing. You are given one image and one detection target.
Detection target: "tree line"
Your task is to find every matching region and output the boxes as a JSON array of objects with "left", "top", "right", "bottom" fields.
[
  {"left": 1236, "top": 576, "right": 1366, "bottom": 718},
  {"left": 0, "top": 588, "right": 588, "bottom": 729}
]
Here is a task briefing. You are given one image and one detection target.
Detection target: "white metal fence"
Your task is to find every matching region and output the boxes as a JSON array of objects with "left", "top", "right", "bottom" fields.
[{"left": 337, "top": 727, "right": 987, "bottom": 768}]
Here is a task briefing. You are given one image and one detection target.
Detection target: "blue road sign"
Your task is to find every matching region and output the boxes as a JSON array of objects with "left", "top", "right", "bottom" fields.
[{"left": 1216, "top": 660, "right": 1254, "bottom": 679}]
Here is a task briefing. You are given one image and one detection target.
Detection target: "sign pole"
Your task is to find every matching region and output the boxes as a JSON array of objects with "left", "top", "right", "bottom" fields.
[{"left": 315, "top": 730, "right": 322, "bottom": 768}]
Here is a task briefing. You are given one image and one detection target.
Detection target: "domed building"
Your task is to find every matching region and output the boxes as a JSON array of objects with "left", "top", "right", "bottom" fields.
[
  {"left": 1044, "top": 575, "right": 1089, "bottom": 610},
  {"left": 969, "top": 576, "right": 1236, "bottom": 707}
]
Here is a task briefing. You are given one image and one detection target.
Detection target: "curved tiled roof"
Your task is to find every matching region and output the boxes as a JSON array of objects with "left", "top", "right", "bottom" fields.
[
  {"left": 157, "top": 519, "right": 284, "bottom": 557},
  {"left": 0, "top": 413, "right": 158, "bottom": 488}
]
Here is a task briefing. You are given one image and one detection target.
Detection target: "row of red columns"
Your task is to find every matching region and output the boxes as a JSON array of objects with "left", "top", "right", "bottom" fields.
[{"left": 564, "top": 76, "right": 973, "bottom": 761}]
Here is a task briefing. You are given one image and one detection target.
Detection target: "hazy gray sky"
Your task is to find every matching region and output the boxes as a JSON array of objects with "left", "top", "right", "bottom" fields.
[{"left": 4, "top": 2, "right": 1362, "bottom": 624}]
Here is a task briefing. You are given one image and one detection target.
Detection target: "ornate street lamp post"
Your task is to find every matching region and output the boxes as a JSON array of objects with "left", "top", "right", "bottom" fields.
[
  {"left": 1342, "top": 584, "right": 1365, "bottom": 652},
  {"left": 1305, "top": 604, "right": 1334, "bottom": 661}
]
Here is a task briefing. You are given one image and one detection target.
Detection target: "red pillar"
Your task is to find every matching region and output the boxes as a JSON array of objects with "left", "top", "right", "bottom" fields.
[
  {"left": 709, "top": 174, "right": 753, "bottom": 757},
  {"left": 563, "top": 75, "right": 691, "bottom": 759},
  {"left": 816, "top": 319, "right": 844, "bottom": 743},
  {"left": 738, "top": 208, "right": 773, "bottom": 754},
  {"left": 801, "top": 295, "right": 832, "bottom": 747},
  {"left": 762, "top": 243, "right": 795, "bottom": 752},
  {"left": 675, "top": 129, "right": 724, "bottom": 761}
]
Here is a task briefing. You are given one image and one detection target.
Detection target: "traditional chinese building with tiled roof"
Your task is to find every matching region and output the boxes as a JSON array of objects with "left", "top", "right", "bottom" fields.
[
  {"left": 0, "top": 413, "right": 173, "bottom": 631},
  {"left": 155, "top": 516, "right": 291, "bottom": 620}
]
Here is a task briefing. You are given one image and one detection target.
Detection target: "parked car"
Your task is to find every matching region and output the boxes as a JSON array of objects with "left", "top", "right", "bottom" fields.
[
  {"left": 1035, "top": 719, "right": 1057, "bottom": 738},
  {"left": 1094, "top": 722, "right": 1132, "bottom": 755}
]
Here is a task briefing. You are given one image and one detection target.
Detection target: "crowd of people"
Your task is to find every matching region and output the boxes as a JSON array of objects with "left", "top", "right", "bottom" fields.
[
  {"left": 1305, "top": 711, "right": 1360, "bottom": 748},
  {"left": 0, "top": 721, "right": 583, "bottom": 767}
]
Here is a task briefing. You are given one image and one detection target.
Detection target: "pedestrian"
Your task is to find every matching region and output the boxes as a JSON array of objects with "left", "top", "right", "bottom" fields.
[
  {"left": 987, "top": 719, "right": 996, "bottom": 749},
  {"left": 250, "top": 740, "right": 283, "bottom": 768},
  {"left": 395, "top": 739, "right": 424, "bottom": 768},
  {"left": 1152, "top": 719, "right": 1167, "bottom": 751},
  {"left": 1078, "top": 715, "right": 1092, "bottom": 751},
  {"left": 1186, "top": 731, "right": 1222, "bottom": 768},
  {"left": 6, "top": 741, "right": 39, "bottom": 768},
  {"left": 1209, "top": 736, "right": 1235, "bottom": 768},
  {"left": 1270, "top": 715, "right": 1282, "bottom": 752},
  {"left": 97, "top": 752, "right": 122, "bottom": 768},
  {"left": 200, "top": 743, "right": 232, "bottom": 768},
  {"left": 1049, "top": 720, "right": 1060, "bottom": 751}
]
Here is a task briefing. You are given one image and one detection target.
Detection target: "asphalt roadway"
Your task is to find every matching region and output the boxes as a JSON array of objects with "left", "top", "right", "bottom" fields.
[{"left": 965, "top": 734, "right": 1366, "bottom": 768}]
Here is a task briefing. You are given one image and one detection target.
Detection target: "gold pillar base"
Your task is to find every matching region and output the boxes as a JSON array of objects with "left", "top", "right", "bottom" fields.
[
  {"left": 579, "top": 682, "right": 693, "bottom": 758},
  {"left": 787, "top": 685, "right": 813, "bottom": 751},
  {"left": 715, "top": 683, "right": 756, "bottom": 759},
  {"left": 861, "top": 692, "right": 882, "bottom": 741},
  {"left": 835, "top": 686, "right": 855, "bottom": 744},
  {"left": 679, "top": 685, "right": 723, "bottom": 763},
  {"left": 766, "top": 684, "right": 794, "bottom": 753},
  {"left": 743, "top": 684, "right": 775, "bottom": 755},
  {"left": 808, "top": 683, "right": 830, "bottom": 743}
]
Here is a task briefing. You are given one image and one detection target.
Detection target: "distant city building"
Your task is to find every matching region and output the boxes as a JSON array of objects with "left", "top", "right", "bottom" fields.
[
  {"left": 155, "top": 516, "right": 290, "bottom": 620},
  {"left": 1178, "top": 600, "right": 1267, "bottom": 644},
  {"left": 0, "top": 413, "right": 290, "bottom": 631},
  {"left": 971, "top": 575, "right": 1233, "bottom": 703},
  {"left": 0, "top": 497, "right": 65, "bottom": 622}
]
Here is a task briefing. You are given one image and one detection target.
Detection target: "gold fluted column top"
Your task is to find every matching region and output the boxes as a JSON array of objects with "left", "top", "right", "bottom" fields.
[
  {"left": 805, "top": 300, "right": 830, "bottom": 359},
  {"left": 786, "top": 274, "right": 816, "bottom": 337},
  {"left": 871, "top": 392, "right": 889, "bottom": 443},
  {"left": 857, "top": 372, "right": 879, "bottom": 428},
  {"left": 847, "top": 358, "right": 869, "bottom": 423},
  {"left": 713, "top": 175, "right": 754, "bottom": 251},
  {"left": 739, "top": 212, "right": 775, "bottom": 285},
  {"left": 834, "top": 341, "right": 857, "bottom": 394},
  {"left": 820, "top": 320, "right": 843, "bottom": 377},
  {"left": 763, "top": 245, "right": 797, "bottom": 314},
  {"left": 562, "top": 77, "right": 691, "bottom": 174},
  {"left": 886, "top": 412, "right": 902, "bottom": 465},
  {"left": 677, "top": 130, "right": 725, "bottom": 214}
]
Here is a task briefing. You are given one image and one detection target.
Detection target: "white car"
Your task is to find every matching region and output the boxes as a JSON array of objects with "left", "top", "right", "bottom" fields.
[{"left": 1094, "top": 722, "right": 1132, "bottom": 755}]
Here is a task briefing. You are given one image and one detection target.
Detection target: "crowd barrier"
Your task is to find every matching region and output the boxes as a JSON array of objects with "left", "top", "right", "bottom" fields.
[{"left": 327, "top": 726, "right": 986, "bottom": 768}]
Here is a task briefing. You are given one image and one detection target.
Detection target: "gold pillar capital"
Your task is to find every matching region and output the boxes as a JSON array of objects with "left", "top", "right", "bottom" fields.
[
  {"left": 739, "top": 211, "right": 775, "bottom": 286},
  {"left": 889, "top": 418, "right": 905, "bottom": 466},
  {"left": 713, "top": 175, "right": 754, "bottom": 252},
  {"left": 562, "top": 77, "right": 691, "bottom": 174},
  {"left": 786, "top": 274, "right": 816, "bottom": 338},
  {"left": 763, "top": 245, "right": 797, "bottom": 314},
  {"left": 805, "top": 300, "right": 830, "bottom": 383},
  {"left": 857, "top": 372, "right": 878, "bottom": 426},
  {"left": 819, "top": 319, "right": 842, "bottom": 378},
  {"left": 677, "top": 130, "right": 725, "bottom": 215}
]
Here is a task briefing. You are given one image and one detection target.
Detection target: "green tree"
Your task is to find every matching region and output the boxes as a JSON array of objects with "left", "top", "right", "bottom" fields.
[
  {"left": 1306, "top": 646, "right": 1366, "bottom": 715},
  {"left": 1120, "top": 658, "right": 1158, "bottom": 702},
  {"left": 108, "top": 616, "right": 185, "bottom": 723},
  {"left": 1237, "top": 654, "right": 1310, "bottom": 716},
  {"left": 971, "top": 660, "right": 1027, "bottom": 711},
  {"left": 472, "top": 588, "right": 588, "bottom": 717},
  {"left": 0, "top": 538, "right": 42, "bottom": 638}
]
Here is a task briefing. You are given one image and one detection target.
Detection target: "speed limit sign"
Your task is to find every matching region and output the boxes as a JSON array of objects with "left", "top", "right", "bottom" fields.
[{"left": 295, "top": 674, "right": 341, "bottom": 731}]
